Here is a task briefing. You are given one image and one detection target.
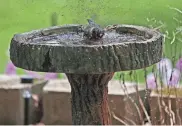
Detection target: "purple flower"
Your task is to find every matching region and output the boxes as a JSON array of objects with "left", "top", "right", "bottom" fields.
[
  {"left": 176, "top": 57, "right": 182, "bottom": 72},
  {"left": 146, "top": 73, "right": 157, "bottom": 89},
  {"left": 5, "top": 61, "right": 16, "bottom": 75},
  {"left": 44, "top": 73, "right": 58, "bottom": 80},
  {"left": 25, "top": 70, "right": 43, "bottom": 79},
  {"left": 168, "top": 68, "right": 181, "bottom": 87},
  {"left": 156, "top": 58, "right": 172, "bottom": 85},
  {"left": 156, "top": 58, "right": 172, "bottom": 74}
]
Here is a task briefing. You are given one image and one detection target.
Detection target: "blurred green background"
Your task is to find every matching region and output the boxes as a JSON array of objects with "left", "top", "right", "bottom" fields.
[{"left": 0, "top": 0, "right": 182, "bottom": 82}]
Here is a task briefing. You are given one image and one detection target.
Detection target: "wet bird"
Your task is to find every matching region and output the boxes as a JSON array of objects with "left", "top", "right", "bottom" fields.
[{"left": 83, "top": 19, "right": 105, "bottom": 40}]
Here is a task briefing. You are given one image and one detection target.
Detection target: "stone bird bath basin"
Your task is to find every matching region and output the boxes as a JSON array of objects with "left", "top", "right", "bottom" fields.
[{"left": 10, "top": 24, "right": 163, "bottom": 125}]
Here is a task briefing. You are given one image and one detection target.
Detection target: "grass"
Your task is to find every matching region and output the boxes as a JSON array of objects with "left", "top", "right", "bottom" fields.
[{"left": 0, "top": 0, "right": 182, "bottom": 82}]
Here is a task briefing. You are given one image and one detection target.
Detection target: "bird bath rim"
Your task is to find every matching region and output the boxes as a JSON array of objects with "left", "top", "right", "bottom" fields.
[
  {"left": 12, "top": 24, "right": 162, "bottom": 47},
  {"left": 10, "top": 24, "right": 163, "bottom": 73}
]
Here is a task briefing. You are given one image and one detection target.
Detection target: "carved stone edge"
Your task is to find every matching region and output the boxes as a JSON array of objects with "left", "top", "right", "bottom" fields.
[{"left": 10, "top": 24, "right": 163, "bottom": 73}]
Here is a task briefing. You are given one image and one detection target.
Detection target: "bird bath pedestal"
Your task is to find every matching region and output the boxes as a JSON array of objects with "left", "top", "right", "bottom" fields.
[{"left": 10, "top": 24, "right": 163, "bottom": 125}]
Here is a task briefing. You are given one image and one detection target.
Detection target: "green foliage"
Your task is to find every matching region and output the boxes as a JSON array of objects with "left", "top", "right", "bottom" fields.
[{"left": 0, "top": 0, "right": 182, "bottom": 81}]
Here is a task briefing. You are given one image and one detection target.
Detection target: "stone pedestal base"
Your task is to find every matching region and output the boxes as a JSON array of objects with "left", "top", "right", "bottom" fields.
[{"left": 43, "top": 79, "right": 147, "bottom": 125}]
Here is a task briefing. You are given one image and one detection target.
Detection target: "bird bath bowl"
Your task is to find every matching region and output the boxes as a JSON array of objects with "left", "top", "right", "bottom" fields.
[{"left": 10, "top": 24, "right": 163, "bottom": 125}]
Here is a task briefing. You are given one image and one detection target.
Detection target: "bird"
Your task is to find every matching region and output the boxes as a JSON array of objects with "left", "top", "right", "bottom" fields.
[{"left": 83, "top": 19, "right": 105, "bottom": 40}]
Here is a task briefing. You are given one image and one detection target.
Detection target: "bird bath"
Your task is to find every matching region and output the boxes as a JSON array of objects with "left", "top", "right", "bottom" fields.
[{"left": 10, "top": 23, "right": 163, "bottom": 125}]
